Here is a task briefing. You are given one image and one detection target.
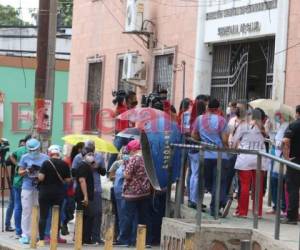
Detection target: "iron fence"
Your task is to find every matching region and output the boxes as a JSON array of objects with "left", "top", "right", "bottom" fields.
[{"left": 165, "top": 139, "right": 300, "bottom": 249}]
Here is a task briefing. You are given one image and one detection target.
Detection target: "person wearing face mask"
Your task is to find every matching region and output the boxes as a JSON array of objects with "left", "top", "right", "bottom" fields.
[
  {"left": 74, "top": 142, "right": 106, "bottom": 245},
  {"left": 36, "top": 145, "right": 71, "bottom": 247},
  {"left": 115, "top": 140, "right": 151, "bottom": 247},
  {"left": 18, "top": 138, "right": 49, "bottom": 244},
  {"left": 109, "top": 147, "right": 137, "bottom": 244},
  {"left": 266, "top": 111, "right": 289, "bottom": 215},
  {"left": 10, "top": 135, "right": 31, "bottom": 239}
]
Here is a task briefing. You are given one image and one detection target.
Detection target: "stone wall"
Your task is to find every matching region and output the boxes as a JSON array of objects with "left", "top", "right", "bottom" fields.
[{"left": 161, "top": 218, "right": 294, "bottom": 250}]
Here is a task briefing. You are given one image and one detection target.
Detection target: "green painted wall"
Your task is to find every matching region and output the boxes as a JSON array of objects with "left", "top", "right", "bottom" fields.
[{"left": 0, "top": 66, "right": 68, "bottom": 152}]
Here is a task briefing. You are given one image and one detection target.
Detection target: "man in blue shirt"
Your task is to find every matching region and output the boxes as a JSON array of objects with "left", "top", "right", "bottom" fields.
[
  {"left": 18, "top": 138, "right": 49, "bottom": 244},
  {"left": 192, "top": 99, "right": 229, "bottom": 217}
]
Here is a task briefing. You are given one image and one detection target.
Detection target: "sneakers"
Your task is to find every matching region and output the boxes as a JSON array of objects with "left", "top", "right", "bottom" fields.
[
  {"left": 60, "top": 224, "right": 69, "bottom": 236},
  {"left": 58, "top": 237, "right": 67, "bottom": 244},
  {"left": 232, "top": 212, "right": 247, "bottom": 218},
  {"left": 15, "top": 234, "right": 21, "bottom": 240},
  {"left": 5, "top": 226, "right": 15, "bottom": 232},
  {"left": 83, "top": 240, "right": 97, "bottom": 245},
  {"left": 266, "top": 209, "right": 276, "bottom": 215},
  {"left": 280, "top": 218, "right": 298, "bottom": 225},
  {"left": 44, "top": 236, "right": 50, "bottom": 244},
  {"left": 37, "top": 240, "right": 45, "bottom": 247},
  {"left": 91, "top": 239, "right": 104, "bottom": 245},
  {"left": 113, "top": 241, "right": 129, "bottom": 247},
  {"left": 19, "top": 236, "right": 30, "bottom": 244}
]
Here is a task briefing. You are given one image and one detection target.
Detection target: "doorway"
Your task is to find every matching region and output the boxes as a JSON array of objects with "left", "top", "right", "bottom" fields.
[{"left": 210, "top": 37, "right": 275, "bottom": 108}]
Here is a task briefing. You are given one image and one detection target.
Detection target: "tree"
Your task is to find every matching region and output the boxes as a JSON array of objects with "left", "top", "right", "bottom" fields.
[
  {"left": 30, "top": 0, "right": 73, "bottom": 27},
  {"left": 58, "top": 0, "right": 73, "bottom": 27},
  {"left": 0, "top": 4, "right": 29, "bottom": 26}
]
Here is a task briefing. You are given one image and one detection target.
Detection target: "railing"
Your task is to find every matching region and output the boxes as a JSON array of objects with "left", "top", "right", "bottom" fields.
[{"left": 165, "top": 139, "right": 300, "bottom": 249}]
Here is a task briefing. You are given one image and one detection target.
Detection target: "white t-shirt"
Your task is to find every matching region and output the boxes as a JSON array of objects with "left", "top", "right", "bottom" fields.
[{"left": 234, "top": 122, "right": 268, "bottom": 171}]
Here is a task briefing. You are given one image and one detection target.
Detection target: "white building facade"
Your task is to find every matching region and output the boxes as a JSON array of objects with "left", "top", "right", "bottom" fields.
[{"left": 193, "top": 0, "right": 289, "bottom": 106}]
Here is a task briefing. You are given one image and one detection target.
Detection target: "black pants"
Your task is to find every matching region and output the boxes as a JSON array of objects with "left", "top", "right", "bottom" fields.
[
  {"left": 286, "top": 167, "right": 300, "bottom": 221},
  {"left": 77, "top": 202, "right": 94, "bottom": 243},
  {"left": 150, "top": 193, "right": 166, "bottom": 245},
  {"left": 38, "top": 192, "right": 64, "bottom": 240}
]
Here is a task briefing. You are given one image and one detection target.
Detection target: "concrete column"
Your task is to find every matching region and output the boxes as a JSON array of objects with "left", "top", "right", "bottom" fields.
[
  {"left": 192, "top": 2, "right": 213, "bottom": 98},
  {"left": 272, "top": 0, "right": 290, "bottom": 103}
]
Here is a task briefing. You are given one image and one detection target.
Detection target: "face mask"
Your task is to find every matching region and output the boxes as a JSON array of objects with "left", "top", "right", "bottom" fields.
[
  {"left": 29, "top": 151, "right": 39, "bottom": 158},
  {"left": 122, "top": 154, "right": 130, "bottom": 161},
  {"left": 226, "top": 107, "right": 231, "bottom": 115},
  {"left": 85, "top": 155, "right": 95, "bottom": 163}
]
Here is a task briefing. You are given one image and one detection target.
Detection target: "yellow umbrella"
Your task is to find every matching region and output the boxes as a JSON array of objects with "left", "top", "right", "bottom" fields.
[
  {"left": 249, "top": 99, "right": 295, "bottom": 121},
  {"left": 62, "top": 134, "right": 118, "bottom": 154}
]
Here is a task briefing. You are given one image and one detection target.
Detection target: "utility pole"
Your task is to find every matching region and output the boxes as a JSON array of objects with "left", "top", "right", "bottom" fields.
[
  {"left": 0, "top": 92, "right": 4, "bottom": 139},
  {"left": 34, "top": 0, "right": 57, "bottom": 151}
]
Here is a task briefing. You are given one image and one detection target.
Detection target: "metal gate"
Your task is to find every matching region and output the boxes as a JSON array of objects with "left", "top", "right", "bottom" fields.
[{"left": 211, "top": 38, "right": 275, "bottom": 108}]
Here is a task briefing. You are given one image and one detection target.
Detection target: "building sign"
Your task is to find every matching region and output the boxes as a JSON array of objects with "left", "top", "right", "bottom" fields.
[
  {"left": 204, "top": 0, "right": 278, "bottom": 43},
  {"left": 218, "top": 22, "right": 261, "bottom": 37},
  {"left": 206, "top": 0, "right": 277, "bottom": 20}
]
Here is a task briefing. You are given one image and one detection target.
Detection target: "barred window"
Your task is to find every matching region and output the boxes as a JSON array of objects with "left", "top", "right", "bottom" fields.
[
  {"left": 117, "top": 58, "right": 135, "bottom": 92},
  {"left": 153, "top": 53, "right": 174, "bottom": 98},
  {"left": 86, "top": 62, "right": 102, "bottom": 131}
]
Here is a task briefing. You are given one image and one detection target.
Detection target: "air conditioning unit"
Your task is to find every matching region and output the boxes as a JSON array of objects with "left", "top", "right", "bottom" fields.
[
  {"left": 125, "top": 0, "right": 144, "bottom": 32},
  {"left": 122, "top": 53, "right": 146, "bottom": 87}
]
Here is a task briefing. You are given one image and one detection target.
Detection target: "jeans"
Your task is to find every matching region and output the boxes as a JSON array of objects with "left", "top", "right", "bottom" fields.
[
  {"left": 107, "top": 136, "right": 130, "bottom": 171},
  {"left": 115, "top": 197, "right": 125, "bottom": 233},
  {"left": 204, "top": 159, "right": 228, "bottom": 216},
  {"left": 226, "top": 155, "right": 237, "bottom": 195},
  {"left": 5, "top": 189, "right": 14, "bottom": 228},
  {"left": 270, "top": 174, "right": 286, "bottom": 211},
  {"left": 286, "top": 167, "right": 300, "bottom": 221},
  {"left": 38, "top": 192, "right": 64, "bottom": 240},
  {"left": 115, "top": 196, "right": 137, "bottom": 243},
  {"left": 188, "top": 152, "right": 200, "bottom": 203},
  {"left": 118, "top": 197, "right": 151, "bottom": 245},
  {"left": 13, "top": 187, "right": 22, "bottom": 236}
]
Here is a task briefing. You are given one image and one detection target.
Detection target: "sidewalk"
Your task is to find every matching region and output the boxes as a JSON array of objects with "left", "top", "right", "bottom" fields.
[{"left": 0, "top": 201, "right": 159, "bottom": 250}]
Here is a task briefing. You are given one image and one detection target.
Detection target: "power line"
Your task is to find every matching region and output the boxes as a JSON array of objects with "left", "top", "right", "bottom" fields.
[
  {"left": 108, "top": 0, "right": 211, "bottom": 63},
  {"left": 101, "top": 1, "right": 150, "bottom": 55}
]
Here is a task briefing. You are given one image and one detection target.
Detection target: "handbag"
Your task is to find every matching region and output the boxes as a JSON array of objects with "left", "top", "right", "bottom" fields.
[{"left": 48, "top": 159, "right": 65, "bottom": 184}]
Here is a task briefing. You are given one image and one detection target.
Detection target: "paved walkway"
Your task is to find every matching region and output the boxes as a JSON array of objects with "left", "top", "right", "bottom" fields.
[
  {"left": 0, "top": 229, "right": 158, "bottom": 250},
  {"left": 0, "top": 200, "right": 159, "bottom": 250}
]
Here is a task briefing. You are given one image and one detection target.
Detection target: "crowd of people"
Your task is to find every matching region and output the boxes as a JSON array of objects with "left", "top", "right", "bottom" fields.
[
  {"left": 180, "top": 96, "right": 300, "bottom": 224},
  {"left": 3, "top": 136, "right": 106, "bottom": 246},
  {"left": 2, "top": 89, "right": 300, "bottom": 248}
]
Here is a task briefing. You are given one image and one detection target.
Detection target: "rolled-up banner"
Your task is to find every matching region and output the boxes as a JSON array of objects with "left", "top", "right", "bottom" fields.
[{"left": 141, "top": 117, "right": 182, "bottom": 190}]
